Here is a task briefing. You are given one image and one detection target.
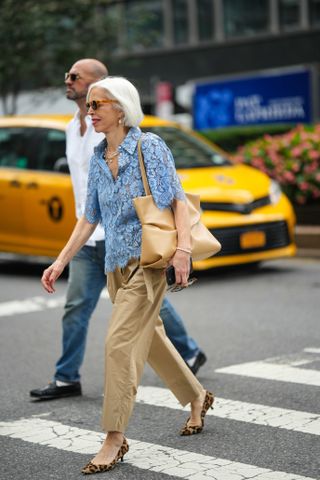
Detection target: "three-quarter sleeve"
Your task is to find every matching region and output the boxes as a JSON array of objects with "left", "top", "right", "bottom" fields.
[
  {"left": 141, "top": 133, "right": 186, "bottom": 210},
  {"left": 84, "top": 156, "right": 101, "bottom": 224}
]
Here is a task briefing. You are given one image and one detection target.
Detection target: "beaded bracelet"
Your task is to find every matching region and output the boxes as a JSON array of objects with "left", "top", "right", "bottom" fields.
[{"left": 176, "top": 246, "right": 192, "bottom": 254}]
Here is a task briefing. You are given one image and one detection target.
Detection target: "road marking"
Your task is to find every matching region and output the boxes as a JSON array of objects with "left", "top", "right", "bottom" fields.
[
  {"left": 216, "top": 362, "right": 320, "bottom": 387},
  {"left": 0, "top": 290, "right": 109, "bottom": 318},
  {"left": 136, "top": 386, "right": 320, "bottom": 436},
  {"left": 215, "top": 349, "right": 320, "bottom": 387},
  {"left": 0, "top": 296, "right": 66, "bottom": 317},
  {"left": 0, "top": 417, "right": 315, "bottom": 480},
  {"left": 304, "top": 348, "right": 320, "bottom": 354}
]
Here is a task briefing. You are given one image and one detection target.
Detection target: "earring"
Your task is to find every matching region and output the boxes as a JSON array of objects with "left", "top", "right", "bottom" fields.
[{"left": 118, "top": 118, "right": 123, "bottom": 125}]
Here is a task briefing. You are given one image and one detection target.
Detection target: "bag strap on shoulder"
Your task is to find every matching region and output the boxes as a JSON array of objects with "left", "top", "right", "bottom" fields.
[{"left": 137, "top": 138, "right": 151, "bottom": 196}]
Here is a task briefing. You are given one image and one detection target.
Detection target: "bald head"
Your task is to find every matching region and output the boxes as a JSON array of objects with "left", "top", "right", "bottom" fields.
[{"left": 72, "top": 58, "right": 108, "bottom": 82}]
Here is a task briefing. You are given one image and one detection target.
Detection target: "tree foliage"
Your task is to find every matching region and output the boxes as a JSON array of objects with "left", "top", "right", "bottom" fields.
[{"left": 0, "top": 0, "right": 118, "bottom": 114}]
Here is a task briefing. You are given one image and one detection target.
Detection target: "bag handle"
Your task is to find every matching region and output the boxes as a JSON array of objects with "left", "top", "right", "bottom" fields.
[{"left": 137, "top": 138, "right": 151, "bottom": 196}]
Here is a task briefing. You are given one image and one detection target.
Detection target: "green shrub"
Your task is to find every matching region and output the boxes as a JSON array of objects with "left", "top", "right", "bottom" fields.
[
  {"left": 232, "top": 124, "right": 320, "bottom": 204},
  {"left": 199, "top": 124, "right": 293, "bottom": 153}
]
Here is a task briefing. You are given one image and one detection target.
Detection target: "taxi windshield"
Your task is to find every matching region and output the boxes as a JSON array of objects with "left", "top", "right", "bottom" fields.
[{"left": 142, "top": 126, "right": 231, "bottom": 169}]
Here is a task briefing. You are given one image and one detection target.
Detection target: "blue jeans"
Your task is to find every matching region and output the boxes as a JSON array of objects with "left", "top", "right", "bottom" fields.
[
  {"left": 55, "top": 243, "right": 200, "bottom": 383},
  {"left": 160, "top": 297, "right": 199, "bottom": 362}
]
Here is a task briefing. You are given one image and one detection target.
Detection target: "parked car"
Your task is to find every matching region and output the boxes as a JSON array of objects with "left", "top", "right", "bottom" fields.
[{"left": 0, "top": 115, "right": 296, "bottom": 269}]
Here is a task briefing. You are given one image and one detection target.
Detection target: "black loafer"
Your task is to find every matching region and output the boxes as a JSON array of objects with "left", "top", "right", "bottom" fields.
[
  {"left": 30, "top": 381, "right": 82, "bottom": 400},
  {"left": 187, "top": 351, "right": 207, "bottom": 375}
]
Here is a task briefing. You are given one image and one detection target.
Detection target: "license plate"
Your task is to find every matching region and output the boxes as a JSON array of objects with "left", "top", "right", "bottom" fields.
[{"left": 240, "top": 231, "right": 266, "bottom": 249}]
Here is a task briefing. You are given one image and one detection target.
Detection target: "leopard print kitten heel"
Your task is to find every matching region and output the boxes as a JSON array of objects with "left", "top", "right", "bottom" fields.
[
  {"left": 81, "top": 437, "right": 129, "bottom": 475},
  {"left": 180, "top": 390, "right": 214, "bottom": 436}
]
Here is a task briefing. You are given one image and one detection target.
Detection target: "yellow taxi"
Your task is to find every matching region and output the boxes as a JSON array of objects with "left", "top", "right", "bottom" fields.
[{"left": 0, "top": 115, "right": 296, "bottom": 269}]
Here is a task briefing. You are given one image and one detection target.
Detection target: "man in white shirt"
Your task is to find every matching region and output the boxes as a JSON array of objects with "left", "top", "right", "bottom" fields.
[{"left": 30, "top": 58, "right": 206, "bottom": 400}]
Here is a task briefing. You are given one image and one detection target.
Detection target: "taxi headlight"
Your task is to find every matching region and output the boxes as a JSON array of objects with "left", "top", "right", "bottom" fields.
[{"left": 269, "top": 180, "right": 281, "bottom": 204}]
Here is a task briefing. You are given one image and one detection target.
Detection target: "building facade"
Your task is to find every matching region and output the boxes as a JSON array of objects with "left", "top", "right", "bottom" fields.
[{"left": 104, "top": 0, "right": 320, "bottom": 117}]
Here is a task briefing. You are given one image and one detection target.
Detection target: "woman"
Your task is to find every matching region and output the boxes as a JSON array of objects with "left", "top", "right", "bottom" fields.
[{"left": 41, "top": 76, "right": 214, "bottom": 475}]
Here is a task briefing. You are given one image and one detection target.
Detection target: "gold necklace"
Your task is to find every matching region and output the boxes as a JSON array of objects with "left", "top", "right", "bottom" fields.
[{"left": 103, "top": 147, "right": 119, "bottom": 165}]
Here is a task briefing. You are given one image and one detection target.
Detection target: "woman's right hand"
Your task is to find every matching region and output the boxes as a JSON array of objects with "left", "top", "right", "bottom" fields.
[
  {"left": 170, "top": 249, "right": 191, "bottom": 287},
  {"left": 41, "top": 259, "right": 66, "bottom": 293}
]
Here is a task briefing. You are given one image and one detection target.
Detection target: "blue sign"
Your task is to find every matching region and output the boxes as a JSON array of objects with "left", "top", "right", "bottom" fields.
[{"left": 193, "top": 69, "right": 312, "bottom": 129}]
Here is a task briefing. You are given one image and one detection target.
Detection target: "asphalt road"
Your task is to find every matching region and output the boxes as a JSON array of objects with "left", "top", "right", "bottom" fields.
[{"left": 0, "top": 257, "right": 319, "bottom": 480}]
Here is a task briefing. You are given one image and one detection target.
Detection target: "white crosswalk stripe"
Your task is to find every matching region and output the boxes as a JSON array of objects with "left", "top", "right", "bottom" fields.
[
  {"left": 0, "top": 417, "right": 315, "bottom": 480},
  {"left": 0, "top": 296, "right": 66, "bottom": 317},
  {"left": 304, "top": 348, "right": 320, "bottom": 354},
  {"left": 136, "top": 386, "right": 320, "bottom": 435},
  {"left": 0, "top": 290, "right": 109, "bottom": 317},
  {"left": 216, "top": 362, "right": 320, "bottom": 386},
  {"left": 215, "top": 349, "right": 320, "bottom": 387}
]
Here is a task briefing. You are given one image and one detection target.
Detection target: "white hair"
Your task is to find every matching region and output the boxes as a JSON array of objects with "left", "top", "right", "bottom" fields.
[{"left": 88, "top": 76, "right": 144, "bottom": 127}]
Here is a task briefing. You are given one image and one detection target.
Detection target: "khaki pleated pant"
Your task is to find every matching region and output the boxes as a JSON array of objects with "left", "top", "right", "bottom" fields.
[{"left": 102, "top": 258, "right": 203, "bottom": 432}]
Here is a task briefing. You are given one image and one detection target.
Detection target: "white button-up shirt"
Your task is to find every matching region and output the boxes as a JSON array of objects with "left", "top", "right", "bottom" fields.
[{"left": 66, "top": 110, "right": 105, "bottom": 245}]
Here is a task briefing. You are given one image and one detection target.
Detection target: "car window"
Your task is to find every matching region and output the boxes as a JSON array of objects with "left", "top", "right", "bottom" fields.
[
  {"left": 36, "top": 129, "right": 67, "bottom": 171},
  {"left": 0, "top": 127, "right": 35, "bottom": 169},
  {"left": 0, "top": 127, "right": 66, "bottom": 172},
  {"left": 141, "top": 126, "right": 231, "bottom": 169}
]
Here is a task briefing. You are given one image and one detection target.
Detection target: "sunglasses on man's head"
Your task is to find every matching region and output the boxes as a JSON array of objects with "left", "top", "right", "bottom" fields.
[
  {"left": 65, "top": 72, "right": 81, "bottom": 82},
  {"left": 86, "top": 99, "right": 116, "bottom": 111}
]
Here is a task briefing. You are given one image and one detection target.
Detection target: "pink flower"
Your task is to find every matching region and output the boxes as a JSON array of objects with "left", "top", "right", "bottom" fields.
[
  {"left": 292, "top": 162, "right": 300, "bottom": 172},
  {"left": 231, "top": 123, "right": 320, "bottom": 204},
  {"left": 283, "top": 171, "right": 295, "bottom": 183},
  {"left": 268, "top": 152, "right": 281, "bottom": 164},
  {"left": 291, "top": 147, "right": 303, "bottom": 157},
  {"left": 252, "top": 158, "right": 265, "bottom": 169},
  {"left": 308, "top": 150, "right": 320, "bottom": 160},
  {"left": 263, "top": 134, "right": 273, "bottom": 142},
  {"left": 251, "top": 147, "right": 261, "bottom": 156},
  {"left": 299, "top": 181, "right": 310, "bottom": 192},
  {"left": 305, "top": 162, "right": 318, "bottom": 173},
  {"left": 281, "top": 138, "right": 292, "bottom": 148}
]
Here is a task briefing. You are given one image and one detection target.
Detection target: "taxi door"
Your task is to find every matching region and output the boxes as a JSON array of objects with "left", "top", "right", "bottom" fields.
[
  {"left": 0, "top": 168, "right": 26, "bottom": 252},
  {"left": 0, "top": 127, "right": 28, "bottom": 253},
  {"left": 21, "top": 128, "right": 76, "bottom": 257},
  {"left": 21, "top": 170, "right": 76, "bottom": 256}
]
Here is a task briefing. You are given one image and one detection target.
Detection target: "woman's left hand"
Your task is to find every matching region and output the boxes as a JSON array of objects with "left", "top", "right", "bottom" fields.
[{"left": 170, "top": 250, "right": 191, "bottom": 287}]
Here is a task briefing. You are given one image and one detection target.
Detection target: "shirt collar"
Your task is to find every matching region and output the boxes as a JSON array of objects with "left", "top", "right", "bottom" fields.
[
  {"left": 120, "top": 127, "right": 142, "bottom": 155},
  {"left": 93, "top": 126, "right": 142, "bottom": 156}
]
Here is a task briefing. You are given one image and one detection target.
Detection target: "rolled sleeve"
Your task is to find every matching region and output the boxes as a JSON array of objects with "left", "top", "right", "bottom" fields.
[
  {"left": 142, "top": 133, "right": 186, "bottom": 210},
  {"left": 84, "top": 156, "right": 101, "bottom": 224}
]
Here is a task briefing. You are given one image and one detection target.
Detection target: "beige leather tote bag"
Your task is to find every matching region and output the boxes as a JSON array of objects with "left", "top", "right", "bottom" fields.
[{"left": 133, "top": 138, "right": 221, "bottom": 269}]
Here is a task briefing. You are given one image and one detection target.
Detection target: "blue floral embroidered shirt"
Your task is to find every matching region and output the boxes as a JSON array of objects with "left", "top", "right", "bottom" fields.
[{"left": 85, "top": 127, "right": 185, "bottom": 272}]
